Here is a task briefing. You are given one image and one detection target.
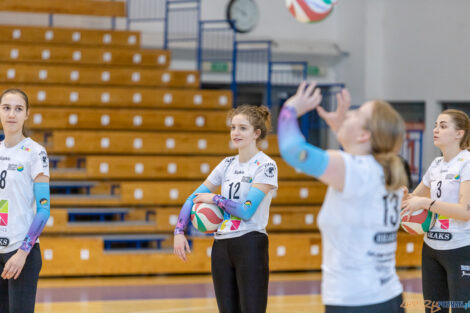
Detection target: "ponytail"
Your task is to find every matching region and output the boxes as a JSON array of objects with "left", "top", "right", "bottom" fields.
[
  {"left": 366, "top": 100, "right": 409, "bottom": 191},
  {"left": 373, "top": 152, "right": 409, "bottom": 191}
]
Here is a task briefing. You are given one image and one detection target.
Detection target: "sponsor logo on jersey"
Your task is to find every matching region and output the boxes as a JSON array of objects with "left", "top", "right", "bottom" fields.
[
  {"left": 39, "top": 151, "right": 48, "bottom": 168},
  {"left": 461, "top": 265, "right": 470, "bottom": 278},
  {"left": 7, "top": 163, "right": 24, "bottom": 172},
  {"left": 20, "top": 146, "right": 30, "bottom": 152},
  {"left": 253, "top": 160, "right": 260, "bottom": 166},
  {"left": 17, "top": 164, "right": 24, "bottom": 172},
  {"left": 427, "top": 231, "right": 452, "bottom": 241},
  {"left": 374, "top": 231, "right": 397, "bottom": 244},
  {"left": 0, "top": 156, "right": 10, "bottom": 161},
  {"left": 438, "top": 215, "right": 450, "bottom": 229},
  {"left": 264, "top": 163, "right": 276, "bottom": 178},
  {"left": 234, "top": 170, "right": 244, "bottom": 175},
  {"left": 445, "top": 173, "right": 459, "bottom": 180},
  {"left": 0, "top": 200, "right": 8, "bottom": 227},
  {"left": 241, "top": 176, "right": 252, "bottom": 183}
]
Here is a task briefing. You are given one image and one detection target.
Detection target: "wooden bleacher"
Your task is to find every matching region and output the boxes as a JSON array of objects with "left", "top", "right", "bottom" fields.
[
  {"left": 27, "top": 108, "right": 230, "bottom": 131},
  {"left": 0, "top": 5, "right": 422, "bottom": 276},
  {"left": 50, "top": 156, "right": 310, "bottom": 180},
  {"left": 0, "top": 25, "right": 140, "bottom": 47},
  {"left": 0, "top": 0, "right": 126, "bottom": 17},
  {"left": 0, "top": 63, "right": 199, "bottom": 88},
  {"left": 0, "top": 42, "right": 170, "bottom": 67},
  {"left": 42, "top": 131, "right": 279, "bottom": 155},
  {"left": 0, "top": 84, "right": 231, "bottom": 109}
]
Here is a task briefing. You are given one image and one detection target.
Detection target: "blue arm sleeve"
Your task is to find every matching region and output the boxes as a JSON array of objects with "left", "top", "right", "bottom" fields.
[
  {"left": 20, "top": 182, "right": 50, "bottom": 253},
  {"left": 213, "top": 186, "right": 265, "bottom": 220},
  {"left": 277, "top": 106, "right": 330, "bottom": 178},
  {"left": 174, "top": 184, "right": 211, "bottom": 235}
]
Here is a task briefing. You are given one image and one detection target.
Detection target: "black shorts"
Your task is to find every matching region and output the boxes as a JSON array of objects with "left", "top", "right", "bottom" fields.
[{"left": 0, "top": 243, "right": 42, "bottom": 313}]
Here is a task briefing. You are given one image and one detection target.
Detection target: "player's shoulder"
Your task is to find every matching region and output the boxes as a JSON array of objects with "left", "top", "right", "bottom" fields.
[
  {"left": 456, "top": 150, "right": 470, "bottom": 168},
  {"left": 429, "top": 156, "right": 444, "bottom": 169},
  {"left": 25, "top": 138, "right": 47, "bottom": 154},
  {"left": 257, "top": 152, "right": 277, "bottom": 167},
  {"left": 222, "top": 155, "right": 237, "bottom": 166}
]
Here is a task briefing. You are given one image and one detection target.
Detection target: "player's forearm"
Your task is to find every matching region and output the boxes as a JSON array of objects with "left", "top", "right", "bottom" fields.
[
  {"left": 430, "top": 200, "right": 470, "bottom": 222},
  {"left": 174, "top": 184, "right": 211, "bottom": 235},
  {"left": 277, "top": 106, "right": 329, "bottom": 177},
  {"left": 20, "top": 183, "right": 50, "bottom": 253},
  {"left": 213, "top": 187, "right": 265, "bottom": 220}
]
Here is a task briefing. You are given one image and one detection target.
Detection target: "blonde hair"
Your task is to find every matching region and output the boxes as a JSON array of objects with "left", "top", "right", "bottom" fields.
[
  {"left": 227, "top": 104, "right": 272, "bottom": 144},
  {"left": 365, "top": 100, "right": 408, "bottom": 191},
  {"left": 441, "top": 109, "right": 470, "bottom": 150}
]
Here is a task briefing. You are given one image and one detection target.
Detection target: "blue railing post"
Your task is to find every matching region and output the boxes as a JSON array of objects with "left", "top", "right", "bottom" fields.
[
  {"left": 231, "top": 40, "right": 238, "bottom": 108},
  {"left": 163, "top": 0, "right": 170, "bottom": 49}
]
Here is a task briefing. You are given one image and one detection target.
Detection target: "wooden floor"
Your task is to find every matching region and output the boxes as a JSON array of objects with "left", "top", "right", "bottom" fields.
[{"left": 35, "top": 271, "right": 426, "bottom": 313}]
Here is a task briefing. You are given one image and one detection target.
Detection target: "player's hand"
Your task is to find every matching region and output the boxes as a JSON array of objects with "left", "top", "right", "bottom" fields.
[
  {"left": 284, "top": 81, "right": 323, "bottom": 117},
  {"left": 174, "top": 234, "right": 191, "bottom": 262},
  {"left": 401, "top": 196, "right": 431, "bottom": 218},
  {"left": 316, "top": 88, "right": 351, "bottom": 133},
  {"left": 1, "top": 249, "right": 28, "bottom": 279},
  {"left": 193, "top": 193, "right": 216, "bottom": 204}
]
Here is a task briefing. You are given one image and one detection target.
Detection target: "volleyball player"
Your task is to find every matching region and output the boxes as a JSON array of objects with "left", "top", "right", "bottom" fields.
[
  {"left": 401, "top": 109, "right": 470, "bottom": 313},
  {"left": 278, "top": 82, "right": 406, "bottom": 313},
  {"left": 173, "top": 104, "right": 277, "bottom": 313},
  {"left": 0, "top": 89, "right": 50, "bottom": 313}
]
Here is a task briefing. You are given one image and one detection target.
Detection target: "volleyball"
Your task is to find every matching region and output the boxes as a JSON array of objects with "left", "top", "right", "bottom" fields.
[
  {"left": 286, "top": 0, "right": 337, "bottom": 23},
  {"left": 191, "top": 202, "right": 224, "bottom": 233},
  {"left": 400, "top": 209, "right": 438, "bottom": 235}
]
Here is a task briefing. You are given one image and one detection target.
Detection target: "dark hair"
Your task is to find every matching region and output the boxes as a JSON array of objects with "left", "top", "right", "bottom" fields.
[
  {"left": 365, "top": 100, "right": 409, "bottom": 191},
  {"left": 0, "top": 88, "right": 29, "bottom": 136},
  {"left": 227, "top": 104, "right": 272, "bottom": 145},
  {"left": 440, "top": 109, "right": 470, "bottom": 150}
]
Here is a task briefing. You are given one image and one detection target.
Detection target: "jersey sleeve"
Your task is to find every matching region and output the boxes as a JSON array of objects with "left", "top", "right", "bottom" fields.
[
  {"left": 460, "top": 161, "right": 470, "bottom": 182},
  {"left": 422, "top": 160, "right": 435, "bottom": 188},
  {"left": 31, "top": 145, "right": 50, "bottom": 180},
  {"left": 252, "top": 160, "right": 278, "bottom": 188},
  {"left": 207, "top": 157, "right": 233, "bottom": 186},
  {"left": 341, "top": 152, "right": 373, "bottom": 198}
]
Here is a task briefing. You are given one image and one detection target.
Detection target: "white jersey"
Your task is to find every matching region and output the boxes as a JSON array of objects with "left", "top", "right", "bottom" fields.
[
  {"left": 207, "top": 151, "right": 278, "bottom": 240},
  {"left": 422, "top": 149, "right": 470, "bottom": 250},
  {"left": 317, "top": 152, "right": 403, "bottom": 306},
  {"left": 0, "top": 138, "right": 50, "bottom": 253}
]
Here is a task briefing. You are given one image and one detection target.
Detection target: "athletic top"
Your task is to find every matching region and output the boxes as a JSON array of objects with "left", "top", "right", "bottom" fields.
[
  {"left": 207, "top": 151, "right": 278, "bottom": 240},
  {"left": 317, "top": 152, "right": 403, "bottom": 306},
  {"left": 0, "top": 138, "right": 50, "bottom": 253},
  {"left": 422, "top": 149, "right": 470, "bottom": 250}
]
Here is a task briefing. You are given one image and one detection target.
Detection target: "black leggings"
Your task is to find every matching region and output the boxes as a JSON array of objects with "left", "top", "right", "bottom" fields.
[
  {"left": 422, "top": 242, "right": 470, "bottom": 313},
  {"left": 211, "top": 231, "right": 269, "bottom": 313},
  {"left": 0, "top": 243, "right": 42, "bottom": 313},
  {"left": 325, "top": 294, "right": 404, "bottom": 313}
]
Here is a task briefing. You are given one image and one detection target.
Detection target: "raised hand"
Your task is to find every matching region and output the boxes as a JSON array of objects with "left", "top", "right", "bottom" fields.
[
  {"left": 284, "top": 81, "right": 323, "bottom": 117},
  {"left": 316, "top": 88, "right": 351, "bottom": 133}
]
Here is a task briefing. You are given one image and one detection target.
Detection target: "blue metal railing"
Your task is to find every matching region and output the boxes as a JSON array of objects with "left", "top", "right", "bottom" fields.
[
  {"left": 126, "top": 0, "right": 166, "bottom": 30},
  {"left": 164, "top": 0, "right": 200, "bottom": 49},
  {"left": 198, "top": 20, "right": 235, "bottom": 78},
  {"left": 232, "top": 40, "right": 272, "bottom": 107}
]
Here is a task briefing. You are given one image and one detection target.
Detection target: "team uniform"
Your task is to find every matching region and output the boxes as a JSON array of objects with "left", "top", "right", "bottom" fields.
[
  {"left": 317, "top": 152, "right": 404, "bottom": 312},
  {"left": 277, "top": 105, "right": 404, "bottom": 313},
  {"left": 207, "top": 151, "right": 278, "bottom": 313},
  {"left": 0, "top": 137, "right": 50, "bottom": 313},
  {"left": 421, "top": 149, "right": 470, "bottom": 312}
]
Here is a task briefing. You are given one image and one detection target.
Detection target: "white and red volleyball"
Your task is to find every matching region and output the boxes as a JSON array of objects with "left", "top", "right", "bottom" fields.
[
  {"left": 286, "top": 0, "right": 337, "bottom": 23},
  {"left": 190, "top": 203, "right": 224, "bottom": 233},
  {"left": 400, "top": 209, "right": 437, "bottom": 235}
]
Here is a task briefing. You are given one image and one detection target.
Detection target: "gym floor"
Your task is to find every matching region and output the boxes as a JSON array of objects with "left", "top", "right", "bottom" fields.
[{"left": 35, "top": 270, "right": 425, "bottom": 313}]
